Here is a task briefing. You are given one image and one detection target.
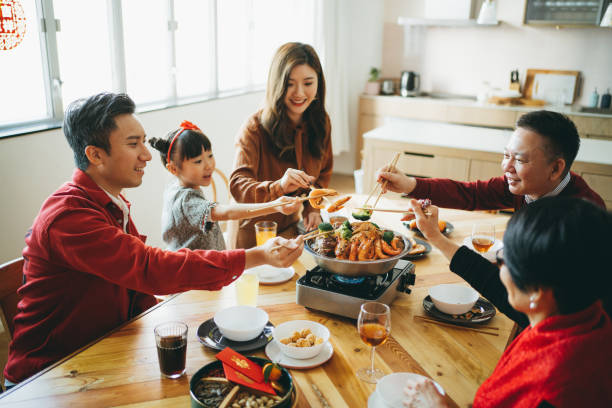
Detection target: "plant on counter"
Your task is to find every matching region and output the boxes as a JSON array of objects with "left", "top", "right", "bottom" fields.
[{"left": 364, "top": 67, "right": 381, "bottom": 95}]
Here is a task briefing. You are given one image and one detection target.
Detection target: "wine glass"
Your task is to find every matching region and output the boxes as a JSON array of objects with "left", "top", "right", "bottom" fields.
[
  {"left": 471, "top": 223, "right": 496, "bottom": 253},
  {"left": 356, "top": 302, "right": 391, "bottom": 383}
]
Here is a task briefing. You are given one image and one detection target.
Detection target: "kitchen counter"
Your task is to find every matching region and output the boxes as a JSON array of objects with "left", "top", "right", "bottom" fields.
[
  {"left": 364, "top": 120, "right": 612, "bottom": 166},
  {"left": 363, "top": 94, "right": 612, "bottom": 119},
  {"left": 357, "top": 94, "right": 612, "bottom": 170}
]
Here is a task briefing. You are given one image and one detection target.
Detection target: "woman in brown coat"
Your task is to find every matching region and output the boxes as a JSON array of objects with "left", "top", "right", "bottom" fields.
[{"left": 230, "top": 42, "right": 333, "bottom": 248}]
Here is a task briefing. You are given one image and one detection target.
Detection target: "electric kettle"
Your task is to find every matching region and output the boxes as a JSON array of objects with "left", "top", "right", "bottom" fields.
[{"left": 400, "top": 71, "right": 420, "bottom": 97}]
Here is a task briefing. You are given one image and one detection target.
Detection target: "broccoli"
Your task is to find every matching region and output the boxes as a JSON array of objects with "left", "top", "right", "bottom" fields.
[
  {"left": 338, "top": 226, "right": 352, "bottom": 240},
  {"left": 318, "top": 222, "right": 333, "bottom": 232},
  {"left": 382, "top": 230, "right": 394, "bottom": 245},
  {"left": 342, "top": 220, "right": 352, "bottom": 230},
  {"left": 352, "top": 208, "right": 372, "bottom": 221}
]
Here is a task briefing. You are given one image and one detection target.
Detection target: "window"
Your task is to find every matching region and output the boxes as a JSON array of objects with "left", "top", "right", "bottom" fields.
[{"left": 0, "top": 0, "right": 316, "bottom": 137}]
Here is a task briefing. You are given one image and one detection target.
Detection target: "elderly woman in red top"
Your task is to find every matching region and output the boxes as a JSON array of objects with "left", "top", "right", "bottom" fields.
[
  {"left": 402, "top": 197, "right": 612, "bottom": 407},
  {"left": 230, "top": 42, "right": 333, "bottom": 248}
]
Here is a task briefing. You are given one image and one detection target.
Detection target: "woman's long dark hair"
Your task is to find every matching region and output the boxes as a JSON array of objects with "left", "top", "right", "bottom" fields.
[
  {"left": 260, "top": 42, "right": 328, "bottom": 162},
  {"left": 503, "top": 197, "right": 611, "bottom": 315}
]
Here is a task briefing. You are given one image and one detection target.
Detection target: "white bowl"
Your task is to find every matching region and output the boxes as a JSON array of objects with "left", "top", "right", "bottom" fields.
[
  {"left": 429, "top": 284, "right": 479, "bottom": 315},
  {"left": 376, "top": 372, "right": 445, "bottom": 407},
  {"left": 214, "top": 306, "right": 268, "bottom": 342},
  {"left": 273, "top": 320, "right": 330, "bottom": 360}
]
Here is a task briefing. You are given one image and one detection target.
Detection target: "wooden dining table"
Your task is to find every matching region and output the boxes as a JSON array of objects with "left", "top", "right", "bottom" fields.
[{"left": 0, "top": 195, "right": 514, "bottom": 408}]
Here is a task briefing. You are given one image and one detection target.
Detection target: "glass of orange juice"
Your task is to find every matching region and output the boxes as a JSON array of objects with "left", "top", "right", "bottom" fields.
[
  {"left": 235, "top": 272, "right": 259, "bottom": 306},
  {"left": 255, "top": 220, "right": 277, "bottom": 246}
]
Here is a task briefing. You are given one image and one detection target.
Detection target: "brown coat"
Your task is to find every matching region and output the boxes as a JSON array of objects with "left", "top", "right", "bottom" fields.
[{"left": 230, "top": 112, "right": 333, "bottom": 248}]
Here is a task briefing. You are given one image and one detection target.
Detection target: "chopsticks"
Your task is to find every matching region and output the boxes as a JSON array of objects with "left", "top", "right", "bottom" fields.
[
  {"left": 352, "top": 207, "right": 407, "bottom": 213},
  {"left": 413, "top": 315, "right": 499, "bottom": 336},
  {"left": 269, "top": 230, "right": 329, "bottom": 251},
  {"left": 363, "top": 153, "right": 401, "bottom": 210},
  {"left": 246, "top": 196, "right": 310, "bottom": 213}
]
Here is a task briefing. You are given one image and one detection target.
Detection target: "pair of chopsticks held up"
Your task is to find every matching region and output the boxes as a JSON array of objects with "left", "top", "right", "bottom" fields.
[{"left": 359, "top": 152, "right": 401, "bottom": 212}]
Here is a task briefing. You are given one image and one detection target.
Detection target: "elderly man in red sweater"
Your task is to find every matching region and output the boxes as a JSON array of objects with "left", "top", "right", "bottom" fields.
[
  {"left": 377, "top": 110, "right": 605, "bottom": 211},
  {"left": 3, "top": 93, "right": 304, "bottom": 388}
]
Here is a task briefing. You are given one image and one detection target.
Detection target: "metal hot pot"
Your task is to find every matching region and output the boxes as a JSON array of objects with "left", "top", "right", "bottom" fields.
[{"left": 304, "top": 231, "right": 411, "bottom": 277}]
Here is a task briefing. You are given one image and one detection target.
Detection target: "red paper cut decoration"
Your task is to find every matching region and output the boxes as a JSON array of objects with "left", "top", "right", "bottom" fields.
[{"left": 0, "top": 0, "right": 27, "bottom": 51}]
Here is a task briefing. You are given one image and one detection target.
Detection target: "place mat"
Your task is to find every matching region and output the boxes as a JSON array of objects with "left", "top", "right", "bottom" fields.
[
  {"left": 197, "top": 318, "right": 274, "bottom": 352},
  {"left": 423, "top": 295, "right": 495, "bottom": 325}
]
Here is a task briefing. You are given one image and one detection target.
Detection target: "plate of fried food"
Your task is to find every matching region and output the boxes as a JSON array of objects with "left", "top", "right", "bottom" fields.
[{"left": 403, "top": 236, "right": 432, "bottom": 260}]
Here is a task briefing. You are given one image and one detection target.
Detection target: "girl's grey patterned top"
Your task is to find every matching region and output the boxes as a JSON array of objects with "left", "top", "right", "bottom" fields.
[{"left": 161, "top": 180, "right": 226, "bottom": 251}]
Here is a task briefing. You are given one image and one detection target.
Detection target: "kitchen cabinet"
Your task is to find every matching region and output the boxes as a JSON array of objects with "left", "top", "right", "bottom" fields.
[
  {"left": 581, "top": 173, "right": 612, "bottom": 208},
  {"left": 524, "top": 0, "right": 610, "bottom": 26},
  {"left": 357, "top": 95, "right": 612, "bottom": 168}
]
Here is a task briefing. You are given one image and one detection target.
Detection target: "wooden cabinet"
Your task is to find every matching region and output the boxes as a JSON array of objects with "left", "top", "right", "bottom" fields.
[
  {"left": 469, "top": 159, "right": 502, "bottom": 181},
  {"left": 581, "top": 173, "right": 612, "bottom": 209}
]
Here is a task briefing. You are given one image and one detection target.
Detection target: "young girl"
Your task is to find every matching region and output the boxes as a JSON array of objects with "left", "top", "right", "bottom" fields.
[
  {"left": 149, "top": 121, "right": 301, "bottom": 251},
  {"left": 230, "top": 42, "right": 333, "bottom": 248}
]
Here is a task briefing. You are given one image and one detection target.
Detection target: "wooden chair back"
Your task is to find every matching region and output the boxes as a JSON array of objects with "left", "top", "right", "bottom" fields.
[{"left": 0, "top": 257, "right": 24, "bottom": 338}]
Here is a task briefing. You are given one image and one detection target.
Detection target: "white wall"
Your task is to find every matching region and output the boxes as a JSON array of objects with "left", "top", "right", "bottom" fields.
[
  {"left": 382, "top": 0, "right": 612, "bottom": 106},
  {"left": 0, "top": 93, "right": 264, "bottom": 263}
]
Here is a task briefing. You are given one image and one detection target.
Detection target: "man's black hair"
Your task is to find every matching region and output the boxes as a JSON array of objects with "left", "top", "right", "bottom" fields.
[
  {"left": 516, "top": 110, "right": 580, "bottom": 175},
  {"left": 63, "top": 93, "right": 136, "bottom": 170}
]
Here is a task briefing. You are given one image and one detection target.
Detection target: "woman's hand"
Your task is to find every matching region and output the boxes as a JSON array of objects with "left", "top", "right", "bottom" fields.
[
  {"left": 303, "top": 212, "right": 322, "bottom": 231},
  {"left": 409, "top": 199, "right": 444, "bottom": 242},
  {"left": 274, "top": 196, "right": 302, "bottom": 215},
  {"left": 279, "top": 168, "right": 315, "bottom": 194},
  {"left": 403, "top": 378, "right": 447, "bottom": 408},
  {"left": 376, "top": 165, "right": 416, "bottom": 194}
]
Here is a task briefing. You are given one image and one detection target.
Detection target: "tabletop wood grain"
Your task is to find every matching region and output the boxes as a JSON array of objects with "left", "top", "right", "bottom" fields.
[{"left": 0, "top": 196, "right": 513, "bottom": 408}]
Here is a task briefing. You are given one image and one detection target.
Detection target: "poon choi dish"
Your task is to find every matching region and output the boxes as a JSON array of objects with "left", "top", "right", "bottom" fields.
[{"left": 309, "top": 221, "right": 404, "bottom": 261}]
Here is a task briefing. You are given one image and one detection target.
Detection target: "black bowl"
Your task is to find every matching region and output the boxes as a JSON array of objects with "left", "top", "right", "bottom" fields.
[{"left": 190, "top": 356, "right": 294, "bottom": 408}]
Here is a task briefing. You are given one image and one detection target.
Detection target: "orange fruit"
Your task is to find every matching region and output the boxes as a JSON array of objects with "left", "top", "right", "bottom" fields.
[{"left": 262, "top": 362, "right": 282, "bottom": 382}]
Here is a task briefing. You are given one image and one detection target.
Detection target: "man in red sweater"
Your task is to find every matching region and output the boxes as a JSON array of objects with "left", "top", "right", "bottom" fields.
[
  {"left": 377, "top": 110, "right": 605, "bottom": 210},
  {"left": 3, "top": 93, "right": 304, "bottom": 387}
]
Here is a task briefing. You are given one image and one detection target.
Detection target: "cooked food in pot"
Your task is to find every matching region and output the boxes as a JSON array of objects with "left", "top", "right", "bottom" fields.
[{"left": 308, "top": 221, "right": 404, "bottom": 261}]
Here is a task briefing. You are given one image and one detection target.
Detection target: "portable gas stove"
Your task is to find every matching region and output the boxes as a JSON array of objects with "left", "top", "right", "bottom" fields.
[{"left": 296, "top": 259, "right": 416, "bottom": 319}]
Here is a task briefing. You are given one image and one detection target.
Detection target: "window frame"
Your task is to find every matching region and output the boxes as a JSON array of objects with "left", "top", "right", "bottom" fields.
[{"left": 1, "top": 0, "right": 306, "bottom": 139}]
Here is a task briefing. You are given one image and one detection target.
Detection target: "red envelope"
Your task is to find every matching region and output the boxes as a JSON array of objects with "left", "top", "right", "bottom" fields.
[
  {"left": 223, "top": 363, "right": 276, "bottom": 394},
  {"left": 216, "top": 348, "right": 264, "bottom": 383}
]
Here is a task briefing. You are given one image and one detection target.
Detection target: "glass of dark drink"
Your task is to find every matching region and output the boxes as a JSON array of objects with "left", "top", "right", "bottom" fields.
[
  {"left": 154, "top": 321, "right": 188, "bottom": 379},
  {"left": 472, "top": 223, "right": 496, "bottom": 253},
  {"left": 356, "top": 302, "right": 391, "bottom": 383}
]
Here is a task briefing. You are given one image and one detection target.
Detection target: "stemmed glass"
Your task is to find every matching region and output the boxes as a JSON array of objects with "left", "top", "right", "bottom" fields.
[
  {"left": 356, "top": 302, "right": 391, "bottom": 383},
  {"left": 471, "top": 223, "right": 496, "bottom": 253}
]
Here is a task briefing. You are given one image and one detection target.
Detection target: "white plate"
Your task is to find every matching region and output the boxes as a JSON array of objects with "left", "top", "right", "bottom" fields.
[
  {"left": 265, "top": 339, "right": 334, "bottom": 369},
  {"left": 244, "top": 265, "right": 294, "bottom": 285},
  {"left": 367, "top": 392, "right": 385, "bottom": 408},
  {"left": 462, "top": 237, "right": 503, "bottom": 263}
]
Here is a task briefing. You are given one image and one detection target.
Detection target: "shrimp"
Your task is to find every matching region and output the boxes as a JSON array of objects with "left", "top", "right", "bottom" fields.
[
  {"left": 374, "top": 239, "right": 390, "bottom": 259},
  {"left": 349, "top": 239, "right": 360, "bottom": 261},
  {"left": 381, "top": 239, "right": 401, "bottom": 256},
  {"left": 358, "top": 239, "right": 374, "bottom": 261},
  {"left": 335, "top": 238, "right": 350, "bottom": 259},
  {"left": 391, "top": 236, "right": 402, "bottom": 251}
]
